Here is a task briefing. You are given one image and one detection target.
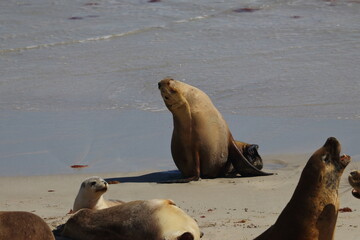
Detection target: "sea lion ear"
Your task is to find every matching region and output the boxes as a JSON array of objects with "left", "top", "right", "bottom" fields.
[
  {"left": 168, "top": 80, "right": 175, "bottom": 87},
  {"left": 177, "top": 232, "right": 194, "bottom": 240},
  {"left": 81, "top": 182, "right": 86, "bottom": 188},
  {"left": 166, "top": 199, "right": 176, "bottom": 206},
  {"left": 167, "top": 80, "right": 178, "bottom": 93}
]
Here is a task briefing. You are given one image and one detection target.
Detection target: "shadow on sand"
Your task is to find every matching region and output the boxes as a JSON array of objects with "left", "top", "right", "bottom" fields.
[{"left": 105, "top": 170, "right": 183, "bottom": 183}]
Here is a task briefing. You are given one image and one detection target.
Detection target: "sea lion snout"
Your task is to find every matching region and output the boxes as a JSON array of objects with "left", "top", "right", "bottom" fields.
[
  {"left": 352, "top": 189, "right": 360, "bottom": 199},
  {"left": 321, "top": 137, "right": 350, "bottom": 168},
  {"left": 158, "top": 78, "right": 174, "bottom": 89},
  {"left": 349, "top": 170, "right": 360, "bottom": 199},
  {"left": 323, "top": 137, "right": 340, "bottom": 153},
  {"left": 95, "top": 185, "right": 108, "bottom": 193},
  {"left": 159, "top": 78, "right": 184, "bottom": 110},
  {"left": 349, "top": 170, "right": 360, "bottom": 179},
  {"left": 324, "top": 136, "right": 339, "bottom": 144}
]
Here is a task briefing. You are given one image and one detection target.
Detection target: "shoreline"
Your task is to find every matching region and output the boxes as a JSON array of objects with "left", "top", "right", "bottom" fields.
[
  {"left": 1, "top": 109, "right": 359, "bottom": 177},
  {"left": 0, "top": 153, "right": 359, "bottom": 240}
]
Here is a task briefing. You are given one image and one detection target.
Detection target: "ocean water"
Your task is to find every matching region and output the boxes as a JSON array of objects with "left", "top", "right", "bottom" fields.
[{"left": 0, "top": 0, "right": 359, "bottom": 176}]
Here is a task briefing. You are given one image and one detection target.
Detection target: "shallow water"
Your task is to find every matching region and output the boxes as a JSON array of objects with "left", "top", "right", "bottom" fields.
[
  {"left": 0, "top": 0, "right": 359, "bottom": 176},
  {"left": 0, "top": 110, "right": 358, "bottom": 176}
]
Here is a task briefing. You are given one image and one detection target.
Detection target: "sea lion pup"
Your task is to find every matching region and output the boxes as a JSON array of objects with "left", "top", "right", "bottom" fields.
[
  {"left": 348, "top": 170, "right": 360, "bottom": 199},
  {"left": 60, "top": 199, "right": 202, "bottom": 240},
  {"left": 72, "top": 176, "right": 124, "bottom": 213},
  {"left": 255, "top": 137, "right": 351, "bottom": 240},
  {"left": 158, "top": 78, "right": 272, "bottom": 181},
  {"left": 0, "top": 211, "right": 55, "bottom": 240}
]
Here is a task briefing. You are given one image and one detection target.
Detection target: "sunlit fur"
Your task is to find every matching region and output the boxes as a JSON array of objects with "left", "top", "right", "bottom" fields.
[
  {"left": 73, "top": 176, "right": 123, "bottom": 212},
  {"left": 255, "top": 137, "right": 351, "bottom": 240},
  {"left": 0, "top": 211, "right": 55, "bottom": 240},
  {"left": 61, "top": 199, "right": 202, "bottom": 240}
]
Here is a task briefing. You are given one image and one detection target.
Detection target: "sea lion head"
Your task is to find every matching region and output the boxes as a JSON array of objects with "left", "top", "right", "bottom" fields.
[
  {"left": 309, "top": 137, "right": 351, "bottom": 176},
  {"left": 82, "top": 176, "right": 108, "bottom": 194},
  {"left": 72, "top": 176, "right": 111, "bottom": 213},
  {"left": 349, "top": 170, "right": 360, "bottom": 199},
  {"left": 254, "top": 138, "right": 350, "bottom": 240},
  {"left": 158, "top": 78, "right": 188, "bottom": 111},
  {"left": 298, "top": 137, "right": 350, "bottom": 194}
]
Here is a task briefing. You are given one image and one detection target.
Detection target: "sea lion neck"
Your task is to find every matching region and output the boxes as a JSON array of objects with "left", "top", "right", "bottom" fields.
[{"left": 170, "top": 96, "right": 192, "bottom": 130}]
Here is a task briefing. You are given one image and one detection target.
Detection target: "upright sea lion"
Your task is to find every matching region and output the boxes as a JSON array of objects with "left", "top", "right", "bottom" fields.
[
  {"left": 60, "top": 199, "right": 202, "bottom": 240},
  {"left": 255, "top": 137, "right": 351, "bottom": 240},
  {"left": 348, "top": 170, "right": 360, "bottom": 199},
  {"left": 72, "top": 176, "right": 124, "bottom": 213},
  {"left": 158, "top": 78, "right": 271, "bottom": 181},
  {"left": 0, "top": 211, "right": 55, "bottom": 240}
]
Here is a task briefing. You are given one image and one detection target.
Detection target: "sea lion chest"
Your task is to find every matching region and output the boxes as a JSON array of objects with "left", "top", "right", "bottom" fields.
[{"left": 171, "top": 94, "right": 230, "bottom": 177}]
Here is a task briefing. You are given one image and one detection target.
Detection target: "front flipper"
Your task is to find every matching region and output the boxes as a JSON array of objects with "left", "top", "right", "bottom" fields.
[{"left": 229, "top": 139, "right": 273, "bottom": 177}]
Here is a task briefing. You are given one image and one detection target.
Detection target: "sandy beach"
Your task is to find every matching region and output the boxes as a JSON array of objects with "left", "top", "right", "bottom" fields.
[
  {"left": 1, "top": 0, "right": 359, "bottom": 239},
  {"left": 0, "top": 153, "right": 358, "bottom": 240}
]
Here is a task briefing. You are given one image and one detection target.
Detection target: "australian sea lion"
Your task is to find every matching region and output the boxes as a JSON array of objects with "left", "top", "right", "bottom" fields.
[
  {"left": 61, "top": 199, "right": 202, "bottom": 240},
  {"left": 348, "top": 170, "right": 360, "bottom": 199},
  {"left": 158, "top": 78, "right": 271, "bottom": 181},
  {"left": 255, "top": 137, "right": 351, "bottom": 240},
  {"left": 0, "top": 211, "right": 55, "bottom": 240},
  {"left": 72, "top": 176, "right": 124, "bottom": 213}
]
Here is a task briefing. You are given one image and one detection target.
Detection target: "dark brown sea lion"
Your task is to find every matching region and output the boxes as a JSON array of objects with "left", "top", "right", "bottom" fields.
[
  {"left": 158, "top": 78, "right": 271, "bottom": 181},
  {"left": 348, "top": 170, "right": 360, "bottom": 199},
  {"left": 60, "top": 199, "right": 202, "bottom": 240},
  {"left": 0, "top": 211, "right": 55, "bottom": 240},
  {"left": 255, "top": 137, "right": 351, "bottom": 240}
]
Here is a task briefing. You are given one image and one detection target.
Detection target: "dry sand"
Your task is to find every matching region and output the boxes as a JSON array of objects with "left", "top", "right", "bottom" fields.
[{"left": 0, "top": 154, "right": 359, "bottom": 240}]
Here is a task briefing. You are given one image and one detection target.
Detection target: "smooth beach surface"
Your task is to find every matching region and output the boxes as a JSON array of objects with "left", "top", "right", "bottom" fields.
[{"left": 1, "top": 0, "right": 360, "bottom": 239}]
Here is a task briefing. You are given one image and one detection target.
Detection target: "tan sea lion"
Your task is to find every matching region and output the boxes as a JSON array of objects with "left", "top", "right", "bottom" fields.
[
  {"left": 158, "top": 78, "right": 271, "bottom": 181},
  {"left": 255, "top": 137, "right": 351, "bottom": 240},
  {"left": 0, "top": 211, "right": 55, "bottom": 240},
  {"left": 72, "top": 176, "right": 124, "bottom": 213},
  {"left": 60, "top": 199, "right": 202, "bottom": 240},
  {"left": 348, "top": 170, "right": 360, "bottom": 199}
]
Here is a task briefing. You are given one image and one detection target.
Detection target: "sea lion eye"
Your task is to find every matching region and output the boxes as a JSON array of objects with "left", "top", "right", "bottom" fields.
[
  {"left": 170, "top": 89, "right": 177, "bottom": 94},
  {"left": 90, "top": 181, "right": 96, "bottom": 186},
  {"left": 321, "top": 154, "right": 330, "bottom": 163}
]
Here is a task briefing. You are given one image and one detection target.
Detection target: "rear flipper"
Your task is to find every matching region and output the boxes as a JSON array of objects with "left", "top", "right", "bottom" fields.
[{"left": 230, "top": 140, "right": 273, "bottom": 177}]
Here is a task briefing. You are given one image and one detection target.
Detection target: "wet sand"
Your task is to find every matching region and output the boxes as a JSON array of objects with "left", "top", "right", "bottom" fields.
[{"left": 1, "top": 110, "right": 359, "bottom": 176}]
